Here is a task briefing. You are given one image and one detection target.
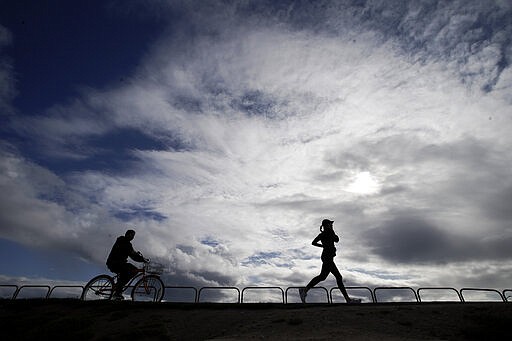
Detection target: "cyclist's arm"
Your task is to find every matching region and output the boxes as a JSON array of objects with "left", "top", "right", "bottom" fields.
[{"left": 128, "top": 247, "right": 146, "bottom": 263}]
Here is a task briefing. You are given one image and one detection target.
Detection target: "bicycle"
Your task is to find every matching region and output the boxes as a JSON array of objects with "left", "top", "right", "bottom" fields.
[{"left": 81, "top": 261, "right": 165, "bottom": 302}]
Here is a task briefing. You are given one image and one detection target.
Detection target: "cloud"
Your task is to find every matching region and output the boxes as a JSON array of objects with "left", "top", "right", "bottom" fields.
[
  {"left": 482, "top": 185, "right": 512, "bottom": 222},
  {"left": 1, "top": 0, "right": 512, "bottom": 289},
  {"left": 0, "top": 144, "right": 121, "bottom": 260},
  {"left": 364, "top": 216, "right": 512, "bottom": 264}
]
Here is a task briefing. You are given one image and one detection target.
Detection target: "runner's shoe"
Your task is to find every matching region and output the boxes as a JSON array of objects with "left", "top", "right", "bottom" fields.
[{"left": 299, "top": 288, "right": 307, "bottom": 303}]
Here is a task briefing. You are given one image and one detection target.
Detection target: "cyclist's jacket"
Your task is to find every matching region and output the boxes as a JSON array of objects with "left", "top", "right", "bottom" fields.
[{"left": 106, "top": 235, "right": 144, "bottom": 268}]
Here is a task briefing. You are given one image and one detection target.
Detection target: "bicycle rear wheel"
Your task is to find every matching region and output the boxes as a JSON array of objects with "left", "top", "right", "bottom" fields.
[
  {"left": 131, "top": 275, "right": 165, "bottom": 302},
  {"left": 82, "top": 275, "right": 114, "bottom": 300}
]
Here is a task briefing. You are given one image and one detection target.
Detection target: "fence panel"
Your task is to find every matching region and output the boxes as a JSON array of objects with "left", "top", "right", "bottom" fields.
[
  {"left": 417, "top": 287, "right": 462, "bottom": 302},
  {"left": 0, "top": 285, "right": 18, "bottom": 299},
  {"left": 460, "top": 288, "right": 505, "bottom": 302},
  {"left": 197, "top": 287, "right": 241, "bottom": 303},
  {"left": 241, "top": 287, "right": 285, "bottom": 303},
  {"left": 162, "top": 286, "right": 198, "bottom": 303},
  {"left": 330, "top": 286, "right": 374, "bottom": 303},
  {"left": 285, "top": 287, "right": 329, "bottom": 304},
  {"left": 14, "top": 285, "right": 51, "bottom": 299},
  {"left": 374, "top": 287, "right": 419, "bottom": 303},
  {"left": 48, "top": 286, "right": 84, "bottom": 299}
]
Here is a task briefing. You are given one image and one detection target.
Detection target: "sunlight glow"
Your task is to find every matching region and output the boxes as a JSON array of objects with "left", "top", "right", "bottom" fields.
[{"left": 346, "top": 171, "right": 380, "bottom": 195}]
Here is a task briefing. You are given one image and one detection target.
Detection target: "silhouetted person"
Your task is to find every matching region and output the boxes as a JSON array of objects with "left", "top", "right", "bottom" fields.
[
  {"left": 106, "top": 229, "right": 148, "bottom": 300},
  {"left": 299, "top": 219, "right": 361, "bottom": 303}
]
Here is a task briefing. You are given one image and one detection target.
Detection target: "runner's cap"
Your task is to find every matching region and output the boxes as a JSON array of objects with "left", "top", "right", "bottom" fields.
[{"left": 321, "top": 219, "right": 334, "bottom": 226}]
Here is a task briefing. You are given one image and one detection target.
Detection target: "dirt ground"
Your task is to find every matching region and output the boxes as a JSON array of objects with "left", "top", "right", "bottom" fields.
[{"left": 1, "top": 300, "right": 512, "bottom": 340}]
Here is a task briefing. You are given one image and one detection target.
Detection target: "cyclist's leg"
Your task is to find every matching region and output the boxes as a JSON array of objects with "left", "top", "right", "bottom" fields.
[
  {"left": 107, "top": 263, "right": 122, "bottom": 296},
  {"left": 116, "top": 263, "right": 138, "bottom": 294}
]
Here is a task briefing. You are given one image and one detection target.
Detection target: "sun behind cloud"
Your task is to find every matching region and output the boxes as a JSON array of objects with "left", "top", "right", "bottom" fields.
[{"left": 346, "top": 171, "right": 381, "bottom": 195}]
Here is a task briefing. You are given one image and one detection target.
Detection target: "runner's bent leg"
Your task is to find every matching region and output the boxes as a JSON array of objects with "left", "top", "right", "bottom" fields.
[{"left": 305, "top": 260, "right": 330, "bottom": 293}]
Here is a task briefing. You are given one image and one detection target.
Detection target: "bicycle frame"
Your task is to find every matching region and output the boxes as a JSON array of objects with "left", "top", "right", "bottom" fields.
[{"left": 113, "top": 264, "right": 148, "bottom": 293}]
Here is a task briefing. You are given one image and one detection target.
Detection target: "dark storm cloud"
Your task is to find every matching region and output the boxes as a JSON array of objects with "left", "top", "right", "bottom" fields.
[
  {"left": 365, "top": 216, "right": 512, "bottom": 264},
  {"left": 365, "top": 217, "right": 463, "bottom": 263}
]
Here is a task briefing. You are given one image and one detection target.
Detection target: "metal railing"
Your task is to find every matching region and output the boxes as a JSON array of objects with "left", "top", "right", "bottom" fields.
[
  {"left": 197, "top": 286, "right": 241, "bottom": 303},
  {"left": 1, "top": 283, "right": 511, "bottom": 304},
  {"left": 460, "top": 288, "right": 506, "bottom": 302},
  {"left": 0, "top": 285, "right": 19, "bottom": 299},
  {"left": 285, "top": 286, "right": 330, "bottom": 303},
  {"left": 374, "top": 287, "right": 419, "bottom": 303},
  {"left": 13, "top": 285, "right": 51, "bottom": 299},
  {"left": 241, "top": 286, "right": 285, "bottom": 304},
  {"left": 48, "top": 285, "right": 85, "bottom": 299},
  {"left": 417, "top": 287, "right": 463, "bottom": 302},
  {"left": 330, "top": 286, "right": 374, "bottom": 303},
  {"left": 163, "top": 286, "right": 198, "bottom": 303}
]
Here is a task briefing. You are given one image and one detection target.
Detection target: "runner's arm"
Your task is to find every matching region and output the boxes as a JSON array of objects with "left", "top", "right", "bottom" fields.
[{"left": 311, "top": 234, "right": 323, "bottom": 248}]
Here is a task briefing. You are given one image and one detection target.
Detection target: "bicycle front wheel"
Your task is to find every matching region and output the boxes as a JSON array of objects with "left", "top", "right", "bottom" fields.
[
  {"left": 131, "top": 275, "right": 165, "bottom": 302},
  {"left": 82, "top": 275, "right": 114, "bottom": 301}
]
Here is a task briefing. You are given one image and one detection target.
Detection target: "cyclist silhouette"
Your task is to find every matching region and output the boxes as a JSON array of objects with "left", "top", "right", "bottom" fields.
[
  {"left": 299, "top": 219, "right": 361, "bottom": 303},
  {"left": 106, "top": 229, "right": 148, "bottom": 300}
]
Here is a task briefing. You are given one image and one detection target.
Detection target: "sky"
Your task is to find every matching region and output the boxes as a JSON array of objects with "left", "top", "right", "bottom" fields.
[{"left": 1, "top": 0, "right": 512, "bottom": 293}]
